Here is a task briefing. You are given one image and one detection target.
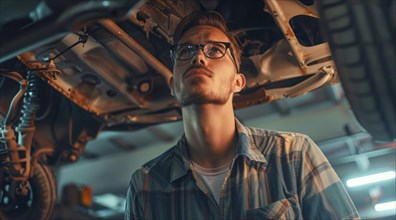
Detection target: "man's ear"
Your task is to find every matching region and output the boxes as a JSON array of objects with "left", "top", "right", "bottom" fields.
[
  {"left": 233, "top": 73, "right": 246, "bottom": 93},
  {"left": 169, "top": 76, "right": 175, "bottom": 96}
]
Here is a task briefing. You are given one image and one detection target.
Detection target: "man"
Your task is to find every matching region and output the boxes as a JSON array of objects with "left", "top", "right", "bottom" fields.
[{"left": 125, "top": 11, "right": 360, "bottom": 219}]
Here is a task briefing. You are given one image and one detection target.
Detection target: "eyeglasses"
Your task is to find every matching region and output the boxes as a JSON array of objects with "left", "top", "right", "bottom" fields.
[{"left": 170, "top": 42, "right": 239, "bottom": 71}]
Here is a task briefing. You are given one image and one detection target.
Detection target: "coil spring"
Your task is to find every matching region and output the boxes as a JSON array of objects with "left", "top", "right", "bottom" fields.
[{"left": 17, "top": 70, "right": 40, "bottom": 129}]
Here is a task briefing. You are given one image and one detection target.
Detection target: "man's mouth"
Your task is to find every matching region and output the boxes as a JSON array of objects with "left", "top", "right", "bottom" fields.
[
  {"left": 184, "top": 70, "right": 209, "bottom": 79},
  {"left": 183, "top": 66, "right": 213, "bottom": 79}
]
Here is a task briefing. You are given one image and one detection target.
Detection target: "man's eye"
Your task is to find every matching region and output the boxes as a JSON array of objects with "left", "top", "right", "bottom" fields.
[
  {"left": 206, "top": 44, "right": 225, "bottom": 56},
  {"left": 208, "top": 47, "right": 222, "bottom": 53},
  {"left": 178, "top": 47, "right": 195, "bottom": 56}
]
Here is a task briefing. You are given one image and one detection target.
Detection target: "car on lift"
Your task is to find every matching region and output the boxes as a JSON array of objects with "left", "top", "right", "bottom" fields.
[{"left": 0, "top": 0, "right": 394, "bottom": 219}]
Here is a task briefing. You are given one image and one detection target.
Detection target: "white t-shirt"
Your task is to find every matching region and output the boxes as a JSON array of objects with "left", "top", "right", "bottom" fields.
[{"left": 191, "top": 161, "right": 232, "bottom": 204}]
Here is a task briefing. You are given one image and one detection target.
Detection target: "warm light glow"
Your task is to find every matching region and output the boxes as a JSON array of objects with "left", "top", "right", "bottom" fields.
[
  {"left": 346, "top": 171, "right": 395, "bottom": 187},
  {"left": 375, "top": 201, "right": 396, "bottom": 212}
]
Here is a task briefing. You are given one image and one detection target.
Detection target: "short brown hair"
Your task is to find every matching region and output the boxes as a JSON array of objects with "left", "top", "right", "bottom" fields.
[{"left": 172, "top": 11, "right": 241, "bottom": 70}]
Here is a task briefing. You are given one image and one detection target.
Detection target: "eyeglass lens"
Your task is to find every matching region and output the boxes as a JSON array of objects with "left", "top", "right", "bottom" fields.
[{"left": 174, "top": 42, "right": 228, "bottom": 60}]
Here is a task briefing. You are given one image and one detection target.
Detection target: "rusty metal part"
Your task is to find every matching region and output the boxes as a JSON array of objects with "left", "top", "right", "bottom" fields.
[
  {"left": 284, "top": 65, "right": 336, "bottom": 98},
  {"left": 17, "top": 30, "right": 177, "bottom": 123},
  {"left": 0, "top": 0, "right": 147, "bottom": 63},
  {"left": 129, "top": 0, "right": 200, "bottom": 44},
  {"left": 99, "top": 19, "right": 173, "bottom": 83},
  {"left": 233, "top": 87, "right": 271, "bottom": 109},
  {"left": 264, "top": 0, "right": 333, "bottom": 73}
]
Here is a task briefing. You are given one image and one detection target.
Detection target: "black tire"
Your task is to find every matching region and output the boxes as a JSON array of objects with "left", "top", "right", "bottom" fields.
[
  {"left": 317, "top": 0, "right": 396, "bottom": 141},
  {"left": 0, "top": 162, "right": 57, "bottom": 220}
]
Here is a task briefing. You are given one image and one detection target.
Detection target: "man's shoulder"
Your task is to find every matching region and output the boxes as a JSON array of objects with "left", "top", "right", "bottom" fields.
[
  {"left": 135, "top": 145, "right": 178, "bottom": 174},
  {"left": 130, "top": 145, "right": 180, "bottom": 185},
  {"left": 244, "top": 126, "right": 312, "bottom": 154},
  {"left": 246, "top": 126, "right": 309, "bottom": 140}
]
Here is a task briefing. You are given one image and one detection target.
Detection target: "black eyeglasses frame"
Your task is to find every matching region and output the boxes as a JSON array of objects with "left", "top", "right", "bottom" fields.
[{"left": 170, "top": 41, "right": 239, "bottom": 72}]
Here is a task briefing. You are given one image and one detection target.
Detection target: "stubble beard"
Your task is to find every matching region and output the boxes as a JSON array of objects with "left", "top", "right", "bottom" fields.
[{"left": 177, "top": 78, "right": 233, "bottom": 107}]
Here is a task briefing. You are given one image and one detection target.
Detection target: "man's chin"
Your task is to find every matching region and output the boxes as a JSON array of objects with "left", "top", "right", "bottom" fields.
[
  {"left": 179, "top": 94, "right": 228, "bottom": 107},
  {"left": 180, "top": 76, "right": 201, "bottom": 86}
]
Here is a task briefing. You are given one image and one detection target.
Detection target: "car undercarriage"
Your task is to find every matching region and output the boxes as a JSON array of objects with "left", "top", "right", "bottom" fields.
[{"left": 1, "top": 0, "right": 394, "bottom": 219}]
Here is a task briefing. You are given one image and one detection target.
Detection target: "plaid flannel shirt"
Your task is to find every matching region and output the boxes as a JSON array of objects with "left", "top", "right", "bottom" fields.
[{"left": 125, "top": 119, "right": 360, "bottom": 220}]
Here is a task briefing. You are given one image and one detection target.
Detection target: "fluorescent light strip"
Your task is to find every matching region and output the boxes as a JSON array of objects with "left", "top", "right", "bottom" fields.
[
  {"left": 375, "top": 201, "right": 396, "bottom": 212},
  {"left": 346, "top": 171, "right": 395, "bottom": 187}
]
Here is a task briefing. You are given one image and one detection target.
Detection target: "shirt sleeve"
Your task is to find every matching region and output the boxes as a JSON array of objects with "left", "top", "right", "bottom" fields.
[
  {"left": 298, "top": 136, "right": 360, "bottom": 220},
  {"left": 124, "top": 178, "right": 143, "bottom": 220}
]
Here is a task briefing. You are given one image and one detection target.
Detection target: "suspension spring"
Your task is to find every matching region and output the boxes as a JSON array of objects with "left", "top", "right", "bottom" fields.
[{"left": 16, "top": 70, "right": 40, "bottom": 130}]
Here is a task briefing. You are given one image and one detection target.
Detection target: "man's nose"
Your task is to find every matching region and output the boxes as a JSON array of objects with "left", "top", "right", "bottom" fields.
[{"left": 191, "top": 49, "right": 207, "bottom": 65}]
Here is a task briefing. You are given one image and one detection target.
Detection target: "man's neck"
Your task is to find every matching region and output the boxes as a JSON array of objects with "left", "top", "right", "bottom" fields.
[{"left": 182, "top": 102, "right": 238, "bottom": 168}]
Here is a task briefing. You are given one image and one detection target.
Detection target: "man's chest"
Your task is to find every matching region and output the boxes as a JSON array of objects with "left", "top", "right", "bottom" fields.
[{"left": 142, "top": 169, "right": 302, "bottom": 219}]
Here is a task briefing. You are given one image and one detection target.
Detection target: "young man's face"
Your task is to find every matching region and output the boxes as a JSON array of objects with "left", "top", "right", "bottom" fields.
[{"left": 170, "top": 25, "right": 245, "bottom": 107}]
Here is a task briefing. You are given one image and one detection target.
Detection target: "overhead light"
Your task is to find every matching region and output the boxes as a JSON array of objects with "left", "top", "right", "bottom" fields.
[
  {"left": 375, "top": 201, "right": 396, "bottom": 212},
  {"left": 346, "top": 171, "right": 395, "bottom": 187}
]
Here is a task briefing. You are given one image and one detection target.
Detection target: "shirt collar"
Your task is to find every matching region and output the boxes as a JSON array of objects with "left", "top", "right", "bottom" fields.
[
  {"left": 170, "top": 134, "right": 192, "bottom": 183},
  {"left": 234, "top": 118, "right": 267, "bottom": 163},
  {"left": 169, "top": 118, "right": 267, "bottom": 183}
]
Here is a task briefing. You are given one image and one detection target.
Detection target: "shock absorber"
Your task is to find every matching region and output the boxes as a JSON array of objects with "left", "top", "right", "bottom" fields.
[
  {"left": 16, "top": 70, "right": 40, "bottom": 147},
  {"left": 13, "top": 70, "right": 41, "bottom": 183}
]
